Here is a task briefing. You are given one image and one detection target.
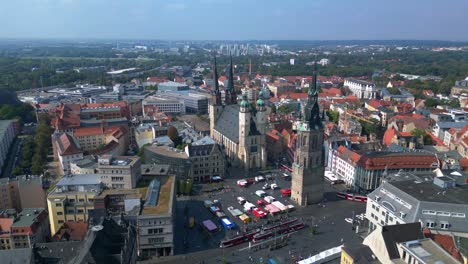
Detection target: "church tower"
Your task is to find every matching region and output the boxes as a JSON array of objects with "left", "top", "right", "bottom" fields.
[
  {"left": 225, "top": 55, "right": 237, "bottom": 105},
  {"left": 209, "top": 55, "right": 223, "bottom": 137},
  {"left": 291, "top": 63, "right": 324, "bottom": 206},
  {"left": 238, "top": 92, "right": 251, "bottom": 171},
  {"left": 256, "top": 90, "right": 267, "bottom": 134}
]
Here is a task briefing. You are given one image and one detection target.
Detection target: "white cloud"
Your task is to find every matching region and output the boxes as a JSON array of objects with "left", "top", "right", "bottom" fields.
[{"left": 165, "top": 3, "right": 188, "bottom": 10}]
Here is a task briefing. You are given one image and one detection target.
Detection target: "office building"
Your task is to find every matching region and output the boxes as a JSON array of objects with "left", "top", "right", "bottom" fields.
[
  {"left": 160, "top": 91, "right": 209, "bottom": 114},
  {"left": 137, "top": 177, "right": 175, "bottom": 258},
  {"left": 47, "top": 174, "right": 103, "bottom": 236},
  {"left": 142, "top": 96, "right": 185, "bottom": 115},
  {"left": 366, "top": 173, "right": 468, "bottom": 236},
  {"left": 157, "top": 81, "right": 189, "bottom": 92}
]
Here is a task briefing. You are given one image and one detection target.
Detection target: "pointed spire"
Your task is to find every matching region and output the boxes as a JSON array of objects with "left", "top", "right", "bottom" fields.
[
  {"left": 305, "top": 62, "right": 322, "bottom": 129},
  {"left": 228, "top": 53, "right": 234, "bottom": 92},
  {"left": 211, "top": 54, "right": 222, "bottom": 106}
]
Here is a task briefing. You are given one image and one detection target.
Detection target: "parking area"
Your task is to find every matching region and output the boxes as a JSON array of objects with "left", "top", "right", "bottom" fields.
[{"left": 168, "top": 169, "right": 368, "bottom": 264}]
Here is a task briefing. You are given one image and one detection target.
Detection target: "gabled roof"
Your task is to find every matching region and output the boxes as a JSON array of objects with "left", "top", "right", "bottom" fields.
[
  {"left": 213, "top": 105, "right": 240, "bottom": 143},
  {"left": 55, "top": 133, "right": 83, "bottom": 156},
  {"left": 381, "top": 223, "right": 424, "bottom": 259}
]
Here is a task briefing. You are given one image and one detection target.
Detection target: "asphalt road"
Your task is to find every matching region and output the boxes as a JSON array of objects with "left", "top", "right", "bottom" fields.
[{"left": 146, "top": 169, "right": 367, "bottom": 264}]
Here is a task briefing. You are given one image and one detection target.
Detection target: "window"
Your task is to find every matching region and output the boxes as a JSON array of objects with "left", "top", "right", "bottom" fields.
[
  {"left": 148, "top": 228, "right": 163, "bottom": 234},
  {"left": 77, "top": 209, "right": 84, "bottom": 213},
  {"left": 425, "top": 221, "right": 436, "bottom": 228},
  {"left": 440, "top": 222, "right": 450, "bottom": 229},
  {"left": 149, "top": 237, "right": 164, "bottom": 243},
  {"left": 58, "top": 220, "right": 64, "bottom": 224},
  {"left": 55, "top": 203, "right": 62, "bottom": 207},
  {"left": 78, "top": 199, "right": 84, "bottom": 202},
  {"left": 57, "top": 212, "right": 63, "bottom": 216}
]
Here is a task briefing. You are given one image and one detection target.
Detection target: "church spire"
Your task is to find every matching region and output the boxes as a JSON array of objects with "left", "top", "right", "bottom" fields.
[
  {"left": 211, "top": 55, "right": 222, "bottom": 105},
  {"left": 225, "top": 53, "right": 237, "bottom": 105},
  {"left": 228, "top": 53, "right": 234, "bottom": 92},
  {"left": 304, "top": 62, "right": 322, "bottom": 129}
]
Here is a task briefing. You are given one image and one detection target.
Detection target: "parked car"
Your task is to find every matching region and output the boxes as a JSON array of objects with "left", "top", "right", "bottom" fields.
[
  {"left": 256, "top": 199, "right": 267, "bottom": 206},
  {"left": 262, "top": 183, "right": 270, "bottom": 190},
  {"left": 255, "top": 190, "right": 267, "bottom": 197},
  {"left": 237, "top": 197, "right": 246, "bottom": 205},
  {"left": 265, "top": 174, "right": 273, "bottom": 181},
  {"left": 345, "top": 218, "right": 353, "bottom": 224},
  {"left": 237, "top": 179, "right": 248, "bottom": 187},
  {"left": 280, "top": 189, "right": 291, "bottom": 197},
  {"left": 255, "top": 176, "right": 266, "bottom": 182},
  {"left": 270, "top": 183, "right": 279, "bottom": 190},
  {"left": 264, "top": 196, "right": 275, "bottom": 204}
]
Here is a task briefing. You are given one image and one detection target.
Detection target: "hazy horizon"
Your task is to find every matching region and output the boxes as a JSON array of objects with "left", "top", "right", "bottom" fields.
[{"left": 1, "top": 0, "right": 468, "bottom": 41}]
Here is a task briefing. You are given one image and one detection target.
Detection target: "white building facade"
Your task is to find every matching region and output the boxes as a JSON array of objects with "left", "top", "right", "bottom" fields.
[{"left": 344, "top": 78, "right": 379, "bottom": 99}]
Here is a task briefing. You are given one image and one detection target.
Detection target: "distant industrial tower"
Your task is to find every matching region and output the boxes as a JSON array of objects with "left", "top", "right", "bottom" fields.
[{"left": 291, "top": 64, "right": 324, "bottom": 206}]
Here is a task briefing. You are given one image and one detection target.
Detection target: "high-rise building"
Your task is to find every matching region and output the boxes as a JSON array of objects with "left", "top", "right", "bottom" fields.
[{"left": 291, "top": 64, "right": 325, "bottom": 206}]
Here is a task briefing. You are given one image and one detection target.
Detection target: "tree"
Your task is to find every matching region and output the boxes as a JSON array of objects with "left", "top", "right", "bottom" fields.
[
  {"left": 424, "top": 98, "right": 438, "bottom": 108},
  {"left": 360, "top": 119, "right": 380, "bottom": 136},
  {"left": 277, "top": 105, "right": 294, "bottom": 114},
  {"left": 411, "top": 128, "right": 426, "bottom": 137},
  {"left": 327, "top": 110, "right": 340, "bottom": 124},
  {"left": 167, "top": 126, "right": 179, "bottom": 142},
  {"left": 449, "top": 99, "right": 460, "bottom": 108}
]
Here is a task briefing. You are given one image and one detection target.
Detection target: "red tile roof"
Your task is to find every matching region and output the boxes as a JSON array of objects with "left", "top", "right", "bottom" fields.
[
  {"left": 73, "top": 125, "right": 126, "bottom": 138},
  {"left": 52, "top": 221, "right": 88, "bottom": 242},
  {"left": 0, "top": 218, "right": 13, "bottom": 238},
  {"left": 424, "top": 232, "right": 463, "bottom": 262},
  {"left": 358, "top": 153, "right": 438, "bottom": 170},
  {"left": 279, "top": 92, "right": 308, "bottom": 100},
  {"left": 383, "top": 127, "right": 397, "bottom": 146},
  {"left": 56, "top": 133, "right": 82, "bottom": 156}
]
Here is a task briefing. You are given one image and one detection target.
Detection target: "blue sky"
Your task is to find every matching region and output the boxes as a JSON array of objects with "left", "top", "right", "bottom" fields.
[{"left": 1, "top": 0, "right": 467, "bottom": 40}]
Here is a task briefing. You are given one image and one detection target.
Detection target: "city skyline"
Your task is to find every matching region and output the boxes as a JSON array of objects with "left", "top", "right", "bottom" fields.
[{"left": 1, "top": 0, "right": 468, "bottom": 41}]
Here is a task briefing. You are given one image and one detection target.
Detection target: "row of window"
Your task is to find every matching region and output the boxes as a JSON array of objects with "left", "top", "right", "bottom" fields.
[
  {"left": 422, "top": 210, "right": 465, "bottom": 218},
  {"left": 425, "top": 221, "right": 450, "bottom": 229},
  {"left": 148, "top": 228, "right": 164, "bottom": 234},
  {"left": 378, "top": 188, "right": 412, "bottom": 209}
]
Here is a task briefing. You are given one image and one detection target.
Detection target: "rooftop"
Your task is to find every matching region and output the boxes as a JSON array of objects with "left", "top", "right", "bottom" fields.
[
  {"left": 141, "top": 164, "right": 171, "bottom": 176},
  {"left": 0, "top": 248, "right": 33, "bottom": 264},
  {"left": 12, "top": 208, "right": 46, "bottom": 228},
  {"left": 401, "top": 239, "right": 459, "bottom": 264},
  {"left": 0, "top": 120, "right": 15, "bottom": 138},
  {"left": 389, "top": 179, "right": 468, "bottom": 204},
  {"left": 56, "top": 174, "right": 101, "bottom": 187},
  {"left": 146, "top": 144, "right": 189, "bottom": 159},
  {"left": 140, "top": 176, "right": 174, "bottom": 216}
]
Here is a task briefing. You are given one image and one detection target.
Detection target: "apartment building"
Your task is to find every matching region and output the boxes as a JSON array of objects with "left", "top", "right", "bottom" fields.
[
  {"left": 142, "top": 96, "right": 185, "bottom": 115},
  {"left": 96, "top": 155, "right": 141, "bottom": 189},
  {"left": 0, "top": 120, "right": 19, "bottom": 176},
  {"left": 47, "top": 174, "right": 103, "bottom": 236},
  {"left": 0, "top": 208, "right": 49, "bottom": 250},
  {"left": 53, "top": 132, "right": 84, "bottom": 175},
  {"left": 344, "top": 78, "right": 379, "bottom": 99},
  {"left": 0, "top": 176, "right": 46, "bottom": 211}
]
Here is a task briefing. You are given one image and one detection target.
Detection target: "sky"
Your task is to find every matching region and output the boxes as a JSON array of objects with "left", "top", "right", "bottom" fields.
[{"left": 1, "top": 0, "right": 468, "bottom": 41}]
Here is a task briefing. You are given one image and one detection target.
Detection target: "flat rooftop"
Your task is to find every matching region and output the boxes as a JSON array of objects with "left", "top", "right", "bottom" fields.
[
  {"left": 12, "top": 208, "right": 45, "bottom": 228},
  {"left": 141, "top": 164, "right": 171, "bottom": 176},
  {"left": 94, "top": 189, "right": 141, "bottom": 200},
  {"left": 390, "top": 180, "right": 468, "bottom": 204},
  {"left": 139, "top": 176, "right": 174, "bottom": 216},
  {"left": 146, "top": 145, "right": 188, "bottom": 159},
  {"left": 401, "top": 239, "right": 458, "bottom": 264}
]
